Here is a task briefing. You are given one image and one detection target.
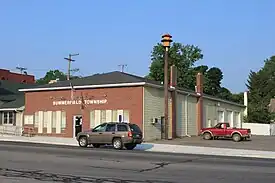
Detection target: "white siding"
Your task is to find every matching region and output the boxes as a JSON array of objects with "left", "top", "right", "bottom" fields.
[
  {"left": 94, "top": 110, "right": 101, "bottom": 127},
  {"left": 176, "top": 94, "right": 185, "bottom": 137},
  {"left": 90, "top": 110, "right": 95, "bottom": 128},
  {"left": 61, "top": 111, "right": 66, "bottom": 130},
  {"left": 38, "top": 111, "right": 43, "bottom": 133},
  {"left": 123, "top": 110, "right": 130, "bottom": 122},
  {"left": 186, "top": 96, "right": 197, "bottom": 136},
  {"left": 106, "top": 110, "right": 112, "bottom": 122},
  {"left": 55, "top": 111, "right": 61, "bottom": 134},
  {"left": 47, "top": 111, "right": 52, "bottom": 133}
]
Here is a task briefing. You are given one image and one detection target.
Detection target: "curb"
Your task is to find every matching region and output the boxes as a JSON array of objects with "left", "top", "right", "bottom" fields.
[
  {"left": 0, "top": 139, "right": 78, "bottom": 147},
  {"left": 1, "top": 138, "right": 275, "bottom": 160}
]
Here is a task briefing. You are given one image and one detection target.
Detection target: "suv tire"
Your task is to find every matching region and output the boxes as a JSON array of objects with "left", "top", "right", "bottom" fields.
[
  {"left": 125, "top": 143, "right": 136, "bottom": 150},
  {"left": 78, "top": 136, "right": 88, "bottom": 147},
  {"left": 112, "top": 138, "right": 123, "bottom": 150}
]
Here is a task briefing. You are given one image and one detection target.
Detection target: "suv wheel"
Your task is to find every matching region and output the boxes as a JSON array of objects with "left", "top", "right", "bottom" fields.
[
  {"left": 79, "top": 136, "right": 88, "bottom": 147},
  {"left": 125, "top": 143, "right": 136, "bottom": 150},
  {"left": 112, "top": 138, "right": 123, "bottom": 150}
]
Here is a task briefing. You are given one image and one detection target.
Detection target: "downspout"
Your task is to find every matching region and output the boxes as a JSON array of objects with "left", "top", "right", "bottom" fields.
[{"left": 185, "top": 94, "right": 191, "bottom": 137}]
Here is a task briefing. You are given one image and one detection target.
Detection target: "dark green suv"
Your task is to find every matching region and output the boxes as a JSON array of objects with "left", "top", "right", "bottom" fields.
[{"left": 76, "top": 122, "right": 143, "bottom": 150}]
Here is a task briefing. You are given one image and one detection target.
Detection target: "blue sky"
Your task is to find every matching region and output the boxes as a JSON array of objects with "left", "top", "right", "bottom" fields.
[{"left": 1, "top": 0, "right": 275, "bottom": 93}]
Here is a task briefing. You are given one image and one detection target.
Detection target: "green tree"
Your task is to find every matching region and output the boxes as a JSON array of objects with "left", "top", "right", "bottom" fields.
[
  {"left": 204, "top": 67, "right": 223, "bottom": 96},
  {"left": 246, "top": 56, "right": 275, "bottom": 123},
  {"left": 36, "top": 70, "right": 80, "bottom": 85},
  {"left": 147, "top": 42, "right": 203, "bottom": 89},
  {"left": 231, "top": 92, "right": 244, "bottom": 104},
  {"left": 146, "top": 41, "right": 242, "bottom": 103}
]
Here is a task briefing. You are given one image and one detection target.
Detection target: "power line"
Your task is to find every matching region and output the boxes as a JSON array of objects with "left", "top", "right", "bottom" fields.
[
  {"left": 118, "top": 64, "right": 127, "bottom": 72},
  {"left": 15, "top": 66, "right": 27, "bottom": 74}
]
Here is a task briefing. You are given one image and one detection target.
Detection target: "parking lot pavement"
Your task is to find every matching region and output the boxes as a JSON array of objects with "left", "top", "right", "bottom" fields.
[{"left": 150, "top": 135, "right": 275, "bottom": 152}]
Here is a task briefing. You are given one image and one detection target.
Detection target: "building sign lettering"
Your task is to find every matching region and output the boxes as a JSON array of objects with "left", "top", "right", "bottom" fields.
[{"left": 53, "top": 99, "right": 107, "bottom": 106}]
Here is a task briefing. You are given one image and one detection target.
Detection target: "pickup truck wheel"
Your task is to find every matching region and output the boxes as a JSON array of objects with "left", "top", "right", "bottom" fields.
[
  {"left": 203, "top": 132, "right": 212, "bottom": 140},
  {"left": 112, "top": 138, "right": 123, "bottom": 150},
  {"left": 78, "top": 136, "right": 88, "bottom": 147},
  {"left": 125, "top": 143, "right": 136, "bottom": 150},
  {"left": 232, "top": 133, "right": 241, "bottom": 142}
]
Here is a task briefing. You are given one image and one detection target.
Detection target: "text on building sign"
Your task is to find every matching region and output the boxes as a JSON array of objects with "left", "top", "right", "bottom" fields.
[{"left": 53, "top": 99, "right": 107, "bottom": 106}]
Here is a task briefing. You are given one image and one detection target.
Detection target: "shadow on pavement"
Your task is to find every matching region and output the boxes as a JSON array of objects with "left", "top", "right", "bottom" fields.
[
  {"left": 96, "top": 143, "right": 154, "bottom": 151},
  {"left": 135, "top": 144, "right": 154, "bottom": 151}
]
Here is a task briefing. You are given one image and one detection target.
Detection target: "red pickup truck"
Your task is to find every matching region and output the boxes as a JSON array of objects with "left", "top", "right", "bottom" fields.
[{"left": 200, "top": 122, "right": 251, "bottom": 142}]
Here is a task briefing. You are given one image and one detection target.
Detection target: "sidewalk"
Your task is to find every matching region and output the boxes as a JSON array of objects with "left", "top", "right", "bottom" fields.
[{"left": 1, "top": 135, "right": 275, "bottom": 159}]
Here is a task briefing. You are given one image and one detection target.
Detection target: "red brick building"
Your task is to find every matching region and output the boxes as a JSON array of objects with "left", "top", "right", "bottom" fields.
[
  {"left": 19, "top": 71, "right": 245, "bottom": 141},
  {"left": 0, "top": 69, "right": 35, "bottom": 84}
]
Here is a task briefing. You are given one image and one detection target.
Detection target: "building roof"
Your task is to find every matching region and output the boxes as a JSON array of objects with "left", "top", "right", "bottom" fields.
[
  {"left": 0, "top": 80, "right": 38, "bottom": 110},
  {"left": 19, "top": 71, "right": 160, "bottom": 89},
  {"left": 18, "top": 71, "right": 245, "bottom": 107},
  {"left": 0, "top": 94, "right": 25, "bottom": 110}
]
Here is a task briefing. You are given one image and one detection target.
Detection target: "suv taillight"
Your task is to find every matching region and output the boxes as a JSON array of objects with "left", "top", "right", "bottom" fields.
[{"left": 128, "top": 131, "right": 133, "bottom": 137}]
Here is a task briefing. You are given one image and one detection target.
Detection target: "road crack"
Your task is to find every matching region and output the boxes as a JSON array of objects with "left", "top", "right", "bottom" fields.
[
  {"left": 139, "top": 162, "right": 170, "bottom": 172},
  {"left": 0, "top": 168, "right": 174, "bottom": 182},
  {"left": 139, "top": 157, "right": 205, "bottom": 173}
]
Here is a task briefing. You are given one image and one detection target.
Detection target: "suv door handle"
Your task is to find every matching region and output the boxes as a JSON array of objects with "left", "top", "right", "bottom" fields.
[
  {"left": 99, "top": 132, "right": 102, "bottom": 134},
  {"left": 112, "top": 132, "right": 115, "bottom": 134}
]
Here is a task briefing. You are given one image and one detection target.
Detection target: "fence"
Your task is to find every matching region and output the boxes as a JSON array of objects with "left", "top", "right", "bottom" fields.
[
  {"left": 0, "top": 125, "right": 24, "bottom": 136},
  {"left": 242, "top": 123, "right": 275, "bottom": 136}
]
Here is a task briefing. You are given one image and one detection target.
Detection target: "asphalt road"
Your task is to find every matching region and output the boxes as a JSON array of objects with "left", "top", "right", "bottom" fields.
[
  {"left": 151, "top": 135, "right": 275, "bottom": 151},
  {"left": 0, "top": 142, "right": 275, "bottom": 183}
]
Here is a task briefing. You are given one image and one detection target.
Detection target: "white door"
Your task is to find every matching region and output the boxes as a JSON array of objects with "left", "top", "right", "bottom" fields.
[
  {"left": 234, "top": 112, "right": 241, "bottom": 128},
  {"left": 218, "top": 111, "right": 224, "bottom": 122},
  {"left": 227, "top": 110, "right": 233, "bottom": 127}
]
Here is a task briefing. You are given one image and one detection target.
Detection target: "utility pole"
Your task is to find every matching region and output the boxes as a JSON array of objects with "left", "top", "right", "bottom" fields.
[
  {"left": 16, "top": 66, "right": 27, "bottom": 74},
  {"left": 118, "top": 64, "right": 127, "bottom": 72},
  {"left": 161, "top": 34, "right": 173, "bottom": 140},
  {"left": 64, "top": 53, "right": 79, "bottom": 80}
]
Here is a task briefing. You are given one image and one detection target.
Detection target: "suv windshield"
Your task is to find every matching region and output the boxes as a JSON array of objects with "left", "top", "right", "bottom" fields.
[{"left": 129, "top": 124, "right": 142, "bottom": 133}]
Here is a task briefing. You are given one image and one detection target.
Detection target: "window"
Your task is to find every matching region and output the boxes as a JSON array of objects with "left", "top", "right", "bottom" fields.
[
  {"left": 214, "top": 123, "right": 229, "bottom": 129},
  {"left": 129, "top": 124, "right": 141, "bottom": 133},
  {"left": 92, "top": 123, "right": 107, "bottom": 132},
  {"left": 117, "top": 124, "right": 128, "bottom": 132},
  {"left": 2, "top": 112, "right": 15, "bottom": 125},
  {"left": 106, "top": 124, "right": 116, "bottom": 132}
]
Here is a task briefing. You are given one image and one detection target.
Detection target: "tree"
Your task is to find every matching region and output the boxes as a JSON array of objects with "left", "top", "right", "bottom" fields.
[
  {"left": 231, "top": 92, "right": 244, "bottom": 104},
  {"left": 146, "top": 41, "right": 242, "bottom": 103},
  {"left": 147, "top": 42, "right": 203, "bottom": 89},
  {"left": 246, "top": 56, "right": 275, "bottom": 123},
  {"left": 204, "top": 67, "right": 223, "bottom": 96},
  {"left": 36, "top": 70, "right": 80, "bottom": 85}
]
